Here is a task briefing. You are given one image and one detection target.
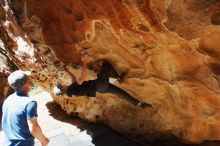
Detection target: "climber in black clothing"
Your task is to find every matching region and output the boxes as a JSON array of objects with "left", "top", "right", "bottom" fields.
[{"left": 54, "top": 55, "right": 152, "bottom": 108}]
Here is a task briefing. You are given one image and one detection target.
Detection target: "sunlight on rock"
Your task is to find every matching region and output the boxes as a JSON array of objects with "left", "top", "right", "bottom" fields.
[{"left": 16, "top": 37, "right": 35, "bottom": 63}]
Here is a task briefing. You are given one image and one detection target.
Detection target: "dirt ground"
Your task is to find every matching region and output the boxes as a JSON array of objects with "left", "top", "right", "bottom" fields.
[{"left": 31, "top": 91, "right": 95, "bottom": 144}]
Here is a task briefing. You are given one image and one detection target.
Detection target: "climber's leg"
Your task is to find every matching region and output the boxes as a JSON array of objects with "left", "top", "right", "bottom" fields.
[{"left": 99, "top": 83, "right": 152, "bottom": 108}]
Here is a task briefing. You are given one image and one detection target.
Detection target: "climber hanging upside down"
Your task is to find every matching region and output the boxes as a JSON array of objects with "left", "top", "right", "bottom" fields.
[{"left": 53, "top": 55, "right": 152, "bottom": 109}]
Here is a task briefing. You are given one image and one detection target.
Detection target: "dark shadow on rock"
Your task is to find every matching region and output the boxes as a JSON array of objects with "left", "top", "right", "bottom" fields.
[
  {"left": 45, "top": 101, "right": 220, "bottom": 146},
  {"left": 197, "top": 141, "right": 220, "bottom": 146},
  {"left": 45, "top": 101, "right": 92, "bottom": 130},
  {"left": 0, "top": 104, "right": 2, "bottom": 131},
  {"left": 211, "top": 12, "right": 220, "bottom": 25},
  {"left": 149, "top": 140, "right": 220, "bottom": 146},
  {"left": 45, "top": 101, "right": 145, "bottom": 146},
  {"left": 0, "top": 114, "right": 2, "bottom": 131},
  {"left": 87, "top": 124, "right": 146, "bottom": 146}
]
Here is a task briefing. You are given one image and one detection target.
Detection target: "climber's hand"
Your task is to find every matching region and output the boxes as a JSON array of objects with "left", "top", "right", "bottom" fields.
[
  {"left": 53, "top": 84, "right": 63, "bottom": 96},
  {"left": 81, "top": 55, "right": 89, "bottom": 65},
  {"left": 53, "top": 84, "right": 67, "bottom": 96}
]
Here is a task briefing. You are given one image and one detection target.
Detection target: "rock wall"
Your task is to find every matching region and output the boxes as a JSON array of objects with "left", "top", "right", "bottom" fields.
[
  {"left": 0, "top": 73, "right": 8, "bottom": 106},
  {"left": 0, "top": 0, "right": 220, "bottom": 144}
]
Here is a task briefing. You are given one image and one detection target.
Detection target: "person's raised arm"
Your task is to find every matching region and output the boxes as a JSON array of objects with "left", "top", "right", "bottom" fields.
[{"left": 76, "top": 55, "right": 89, "bottom": 85}]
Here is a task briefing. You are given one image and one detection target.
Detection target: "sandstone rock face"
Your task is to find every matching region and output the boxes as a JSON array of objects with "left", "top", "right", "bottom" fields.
[
  {"left": 0, "top": 0, "right": 220, "bottom": 144},
  {"left": 0, "top": 73, "right": 8, "bottom": 106}
]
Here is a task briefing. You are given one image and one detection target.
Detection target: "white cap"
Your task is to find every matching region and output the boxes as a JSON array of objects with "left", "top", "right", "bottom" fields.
[{"left": 8, "top": 70, "right": 31, "bottom": 91}]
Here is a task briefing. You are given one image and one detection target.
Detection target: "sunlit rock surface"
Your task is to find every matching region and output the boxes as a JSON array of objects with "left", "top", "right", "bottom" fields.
[{"left": 0, "top": 0, "right": 220, "bottom": 144}]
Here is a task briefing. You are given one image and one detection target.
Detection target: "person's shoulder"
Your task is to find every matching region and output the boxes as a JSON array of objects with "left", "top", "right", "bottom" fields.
[
  {"left": 25, "top": 100, "right": 37, "bottom": 110},
  {"left": 9, "top": 92, "right": 16, "bottom": 96},
  {"left": 21, "top": 95, "right": 36, "bottom": 104},
  {"left": 27, "top": 97, "right": 36, "bottom": 103},
  {"left": 2, "top": 93, "right": 16, "bottom": 106},
  {"left": 27, "top": 100, "right": 37, "bottom": 106},
  {"left": 5, "top": 92, "right": 16, "bottom": 100}
]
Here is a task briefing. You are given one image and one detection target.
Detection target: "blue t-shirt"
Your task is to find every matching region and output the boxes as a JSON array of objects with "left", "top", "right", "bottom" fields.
[{"left": 2, "top": 92, "right": 38, "bottom": 146}]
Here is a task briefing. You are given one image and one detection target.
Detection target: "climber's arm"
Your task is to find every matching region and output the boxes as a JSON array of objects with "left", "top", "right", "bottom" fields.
[{"left": 76, "top": 55, "right": 88, "bottom": 85}]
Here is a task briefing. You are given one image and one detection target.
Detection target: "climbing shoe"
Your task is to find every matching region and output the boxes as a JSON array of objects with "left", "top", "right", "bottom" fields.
[{"left": 138, "top": 102, "right": 152, "bottom": 108}]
